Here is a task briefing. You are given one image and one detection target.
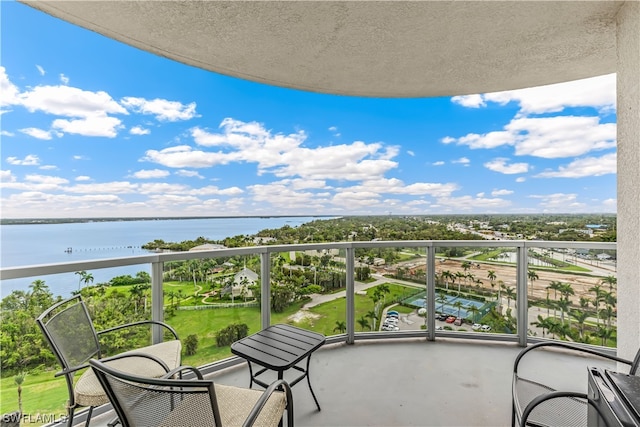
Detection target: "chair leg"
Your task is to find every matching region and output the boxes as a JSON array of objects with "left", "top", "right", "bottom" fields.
[
  {"left": 107, "top": 416, "right": 120, "bottom": 427},
  {"left": 65, "top": 406, "right": 75, "bottom": 427},
  {"left": 83, "top": 406, "right": 93, "bottom": 427}
]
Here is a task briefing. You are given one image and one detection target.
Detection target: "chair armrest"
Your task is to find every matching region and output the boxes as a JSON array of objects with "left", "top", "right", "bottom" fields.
[
  {"left": 514, "top": 341, "right": 632, "bottom": 375},
  {"left": 98, "top": 352, "right": 172, "bottom": 374},
  {"left": 243, "top": 379, "right": 294, "bottom": 427},
  {"left": 161, "top": 365, "right": 204, "bottom": 380},
  {"left": 97, "top": 320, "right": 179, "bottom": 340},
  {"left": 519, "top": 390, "right": 608, "bottom": 427}
]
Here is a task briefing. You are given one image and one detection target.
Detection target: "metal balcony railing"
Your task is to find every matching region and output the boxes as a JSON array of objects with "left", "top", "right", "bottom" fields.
[{"left": 0, "top": 240, "right": 617, "bottom": 351}]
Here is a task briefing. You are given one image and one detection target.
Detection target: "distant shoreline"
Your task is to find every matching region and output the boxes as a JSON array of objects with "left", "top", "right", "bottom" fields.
[{"left": 0, "top": 215, "right": 337, "bottom": 226}]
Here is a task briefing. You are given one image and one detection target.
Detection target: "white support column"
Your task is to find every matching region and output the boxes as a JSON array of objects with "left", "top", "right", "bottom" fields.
[
  {"left": 151, "top": 261, "right": 164, "bottom": 344},
  {"left": 616, "top": 0, "right": 640, "bottom": 362}
]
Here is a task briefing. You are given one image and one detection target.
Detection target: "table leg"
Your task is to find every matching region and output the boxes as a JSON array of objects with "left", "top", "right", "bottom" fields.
[
  {"left": 247, "top": 361, "right": 254, "bottom": 388},
  {"left": 306, "top": 355, "right": 321, "bottom": 411}
]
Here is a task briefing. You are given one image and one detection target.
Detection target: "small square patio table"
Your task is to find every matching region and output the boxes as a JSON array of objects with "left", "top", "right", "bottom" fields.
[{"left": 231, "top": 323, "right": 326, "bottom": 411}]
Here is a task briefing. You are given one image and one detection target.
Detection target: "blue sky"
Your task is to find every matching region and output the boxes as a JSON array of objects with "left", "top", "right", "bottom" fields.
[{"left": 0, "top": 2, "right": 617, "bottom": 218}]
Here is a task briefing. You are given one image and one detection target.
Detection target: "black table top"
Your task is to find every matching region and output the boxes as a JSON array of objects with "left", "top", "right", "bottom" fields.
[{"left": 231, "top": 324, "right": 326, "bottom": 370}]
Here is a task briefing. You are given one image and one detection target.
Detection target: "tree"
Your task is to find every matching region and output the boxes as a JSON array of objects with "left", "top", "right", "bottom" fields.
[
  {"left": 531, "top": 315, "right": 554, "bottom": 338},
  {"left": 75, "top": 270, "right": 94, "bottom": 290},
  {"left": 366, "top": 310, "right": 378, "bottom": 330},
  {"left": 466, "top": 304, "right": 481, "bottom": 323},
  {"left": 527, "top": 270, "right": 538, "bottom": 297},
  {"left": 601, "top": 275, "right": 617, "bottom": 293},
  {"left": 452, "top": 300, "right": 464, "bottom": 318},
  {"left": 184, "top": 334, "right": 199, "bottom": 356},
  {"left": 436, "top": 292, "right": 448, "bottom": 313},
  {"left": 333, "top": 321, "right": 346, "bottom": 333},
  {"left": 356, "top": 316, "right": 370, "bottom": 331},
  {"left": 14, "top": 371, "right": 26, "bottom": 416},
  {"left": 487, "top": 270, "right": 496, "bottom": 286}
]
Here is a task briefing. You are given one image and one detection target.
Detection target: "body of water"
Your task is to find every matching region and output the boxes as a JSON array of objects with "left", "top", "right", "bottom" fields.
[{"left": 0, "top": 217, "right": 320, "bottom": 298}]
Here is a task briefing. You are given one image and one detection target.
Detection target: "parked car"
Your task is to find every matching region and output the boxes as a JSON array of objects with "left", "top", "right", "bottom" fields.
[
  {"left": 472, "top": 323, "right": 482, "bottom": 331},
  {"left": 436, "top": 313, "right": 448, "bottom": 321},
  {"left": 453, "top": 318, "right": 463, "bottom": 326},
  {"left": 384, "top": 318, "right": 398, "bottom": 326},
  {"left": 435, "top": 325, "right": 443, "bottom": 331},
  {"left": 481, "top": 324, "right": 492, "bottom": 332},
  {"left": 445, "top": 316, "right": 456, "bottom": 323},
  {"left": 381, "top": 324, "right": 399, "bottom": 331},
  {"left": 387, "top": 311, "right": 399, "bottom": 318}
]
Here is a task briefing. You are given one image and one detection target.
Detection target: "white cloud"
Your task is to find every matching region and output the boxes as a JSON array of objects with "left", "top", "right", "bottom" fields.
[
  {"left": 52, "top": 115, "right": 123, "bottom": 137},
  {"left": 19, "top": 127, "right": 57, "bottom": 140},
  {"left": 529, "top": 193, "right": 586, "bottom": 212},
  {"left": 452, "top": 74, "right": 615, "bottom": 115},
  {"left": 451, "top": 94, "right": 485, "bottom": 108},
  {"left": 0, "top": 170, "right": 16, "bottom": 182},
  {"left": 452, "top": 157, "right": 470, "bottom": 165},
  {"left": 445, "top": 116, "right": 615, "bottom": 159},
  {"left": 1, "top": 130, "right": 15, "bottom": 137},
  {"left": 175, "top": 170, "right": 204, "bottom": 178},
  {"left": 6, "top": 155, "right": 40, "bottom": 166},
  {"left": 130, "top": 126, "right": 150, "bottom": 135},
  {"left": 328, "top": 126, "right": 338, "bottom": 132},
  {"left": 36, "top": 65, "right": 45, "bottom": 76},
  {"left": 121, "top": 97, "right": 197, "bottom": 121},
  {"left": 491, "top": 189, "right": 514, "bottom": 196},
  {"left": 65, "top": 181, "right": 138, "bottom": 194},
  {"left": 484, "top": 158, "right": 529, "bottom": 174},
  {"left": 131, "top": 169, "right": 171, "bottom": 179},
  {"left": 73, "top": 155, "right": 89, "bottom": 160},
  {"left": 148, "top": 119, "right": 401, "bottom": 182},
  {"left": 19, "top": 85, "right": 127, "bottom": 117},
  {"left": 407, "top": 151, "right": 415, "bottom": 157},
  {"left": 0, "top": 67, "right": 20, "bottom": 108},
  {"left": 536, "top": 153, "right": 616, "bottom": 178},
  {"left": 345, "top": 178, "right": 459, "bottom": 198},
  {"left": 432, "top": 161, "right": 445, "bottom": 166},
  {"left": 516, "top": 177, "right": 526, "bottom": 183},
  {"left": 59, "top": 74, "right": 69, "bottom": 84},
  {"left": 476, "top": 192, "right": 485, "bottom": 197},
  {"left": 39, "top": 165, "right": 57, "bottom": 170},
  {"left": 434, "top": 195, "right": 511, "bottom": 211},
  {"left": 75, "top": 176, "right": 91, "bottom": 181}
]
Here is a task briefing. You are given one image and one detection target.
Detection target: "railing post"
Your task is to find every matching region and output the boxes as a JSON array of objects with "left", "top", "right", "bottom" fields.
[
  {"left": 426, "top": 244, "right": 436, "bottom": 341},
  {"left": 151, "top": 261, "right": 164, "bottom": 344},
  {"left": 346, "top": 246, "right": 355, "bottom": 344},
  {"left": 516, "top": 244, "right": 528, "bottom": 347},
  {"left": 260, "top": 251, "right": 271, "bottom": 329}
]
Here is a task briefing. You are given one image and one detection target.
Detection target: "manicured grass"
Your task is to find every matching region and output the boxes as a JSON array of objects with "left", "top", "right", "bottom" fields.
[{"left": 0, "top": 369, "right": 69, "bottom": 421}]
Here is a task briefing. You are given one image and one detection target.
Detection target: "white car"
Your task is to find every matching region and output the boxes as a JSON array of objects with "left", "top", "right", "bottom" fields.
[
  {"left": 472, "top": 323, "right": 482, "bottom": 331},
  {"left": 381, "top": 324, "right": 399, "bottom": 331},
  {"left": 481, "top": 325, "right": 492, "bottom": 332}
]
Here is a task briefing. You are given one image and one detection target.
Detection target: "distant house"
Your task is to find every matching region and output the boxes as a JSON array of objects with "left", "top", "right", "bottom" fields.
[{"left": 222, "top": 267, "right": 257, "bottom": 299}]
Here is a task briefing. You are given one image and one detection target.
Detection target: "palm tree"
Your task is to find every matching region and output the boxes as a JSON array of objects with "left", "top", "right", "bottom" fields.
[
  {"left": 357, "top": 316, "right": 370, "bottom": 331},
  {"left": 466, "top": 304, "right": 481, "bottom": 323},
  {"left": 487, "top": 270, "right": 496, "bottom": 286},
  {"left": 601, "top": 275, "right": 617, "bottom": 293},
  {"left": 14, "top": 372, "right": 26, "bottom": 416},
  {"left": 377, "top": 284, "right": 390, "bottom": 304},
  {"left": 589, "top": 284, "right": 604, "bottom": 326},
  {"left": 569, "top": 309, "right": 589, "bottom": 340},
  {"left": 527, "top": 270, "right": 538, "bottom": 297},
  {"left": 441, "top": 270, "right": 453, "bottom": 290},
  {"left": 436, "top": 292, "right": 448, "bottom": 313},
  {"left": 366, "top": 310, "right": 378, "bottom": 330},
  {"left": 333, "top": 320, "right": 346, "bottom": 333},
  {"left": 547, "top": 281, "right": 563, "bottom": 318},
  {"left": 595, "top": 325, "right": 613, "bottom": 346},
  {"left": 503, "top": 286, "right": 516, "bottom": 310},
  {"left": 455, "top": 271, "right": 465, "bottom": 293},
  {"left": 531, "top": 315, "right": 554, "bottom": 338},
  {"left": 452, "top": 300, "right": 464, "bottom": 318}
]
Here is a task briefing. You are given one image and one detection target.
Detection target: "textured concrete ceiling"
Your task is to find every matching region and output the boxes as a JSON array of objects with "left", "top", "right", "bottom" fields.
[{"left": 20, "top": 1, "right": 624, "bottom": 97}]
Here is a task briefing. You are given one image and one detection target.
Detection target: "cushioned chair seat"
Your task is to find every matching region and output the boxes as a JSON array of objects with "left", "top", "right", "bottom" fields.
[
  {"left": 75, "top": 340, "right": 182, "bottom": 407},
  {"left": 158, "top": 384, "right": 287, "bottom": 427}
]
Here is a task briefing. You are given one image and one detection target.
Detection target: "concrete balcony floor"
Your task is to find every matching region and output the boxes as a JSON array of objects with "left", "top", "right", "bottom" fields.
[{"left": 87, "top": 337, "right": 616, "bottom": 427}]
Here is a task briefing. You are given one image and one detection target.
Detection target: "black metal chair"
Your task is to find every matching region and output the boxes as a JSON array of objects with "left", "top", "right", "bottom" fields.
[
  {"left": 36, "top": 295, "right": 182, "bottom": 427},
  {"left": 512, "top": 341, "right": 640, "bottom": 427},
  {"left": 90, "top": 357, "right": 294, "bottom": 427}
]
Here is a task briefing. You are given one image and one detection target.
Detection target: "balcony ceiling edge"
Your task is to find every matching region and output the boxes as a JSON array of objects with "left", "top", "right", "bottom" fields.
[{"left": 19, "top": 0, "right": 622, "bottom": 98}]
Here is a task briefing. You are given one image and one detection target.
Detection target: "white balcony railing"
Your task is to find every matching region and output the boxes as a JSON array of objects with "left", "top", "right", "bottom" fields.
[{"left": 0, "top": 240, "right": 617, "bottom": 352}]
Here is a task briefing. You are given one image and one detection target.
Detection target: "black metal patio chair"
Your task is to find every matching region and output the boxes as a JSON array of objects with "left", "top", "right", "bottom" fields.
[
  {"left": 36, "top": 295, "right": 182, "bottom": 427},
  {"left": 90, "top": 357, "right": 293, "bottom": 427},
  {"left": 512, "top": 341, "right": 640, "bottom": 427}
]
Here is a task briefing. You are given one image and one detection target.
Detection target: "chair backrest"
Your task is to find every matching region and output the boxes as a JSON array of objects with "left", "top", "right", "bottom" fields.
[
  {"left": 36, "top": 295, "right": 101, "bottom": 371},
  {"left": 631, "top": 347, "right": 640, "bottom": 376},
  {"left": 89, "top": 359, "right": 220, "bottom": 427}
]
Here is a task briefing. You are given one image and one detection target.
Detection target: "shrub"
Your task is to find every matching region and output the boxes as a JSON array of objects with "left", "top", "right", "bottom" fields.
[
  {"left": 215, "top": 324, "right": 249, "bottom": 347},
  {"left": 184, "top": 334, "right": 198, "bottom": 356}
]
